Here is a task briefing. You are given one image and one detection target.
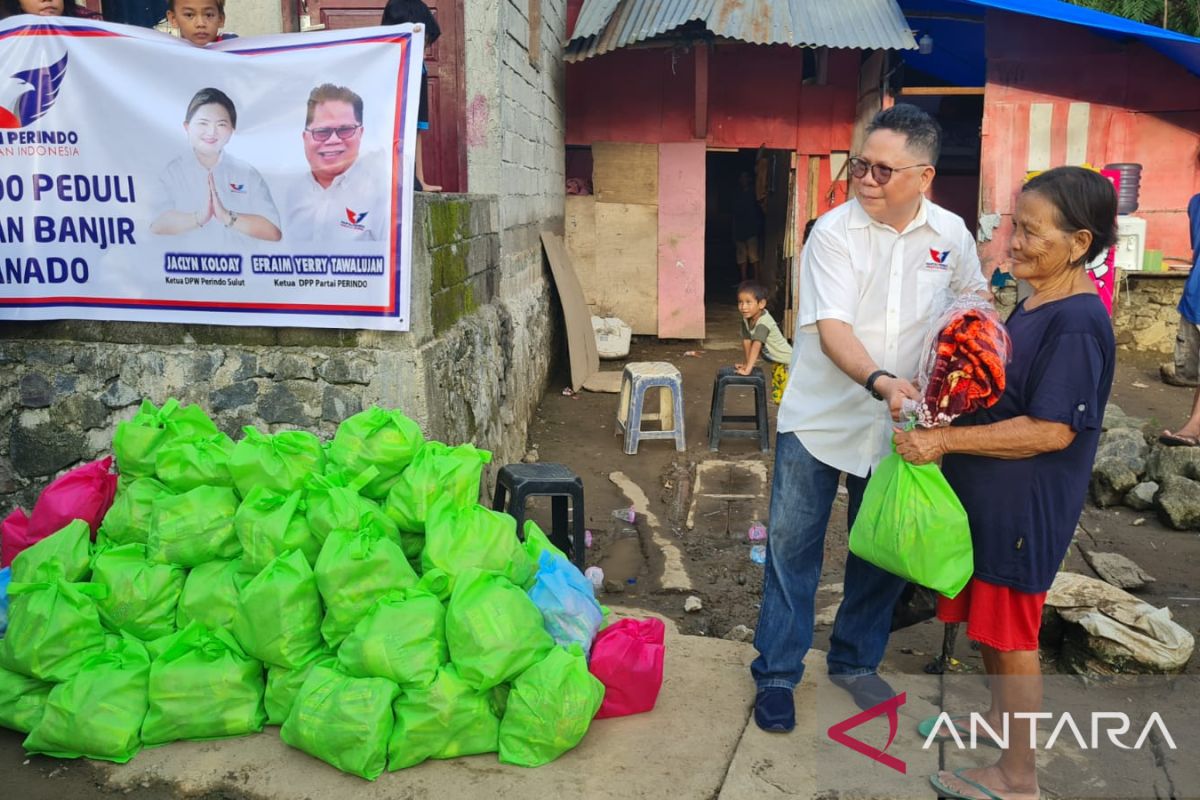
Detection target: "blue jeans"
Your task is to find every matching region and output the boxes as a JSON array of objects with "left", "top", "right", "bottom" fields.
[{"left": 751, "top": 431, "right": 908, "bottom": 690}]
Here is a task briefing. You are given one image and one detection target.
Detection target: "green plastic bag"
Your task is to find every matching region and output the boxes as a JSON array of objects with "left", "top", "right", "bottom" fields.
[
  {"left": 91, "top": 543, "right": 186, "bottom": 641},
  {"left": 384, "top": 442, "right": 491, "bottom": 533},
  {"left": 337, "top": 581, "right": 447, "bottom": 688},
  {"left": 154, "top": 432, "right": 236, "bottom": 492},
  {"left": 421, "top": 499, "right": 533, "bottom": 590},
  {"left": 141, "top": 622, "right": 266, "bottom": 745},
  {"left": 23, "top": 635, "right": 150, "bottom": 763},
  {"left": 11, "top": 519, "right": 91, "bottom": 583},
  {"left": 521, "top": 520, "right": 568, "bottom": 574},
  {"left": 0, "top": 580, "right": 108, "bottom": 681},
  {"left": 848, "top": 450, "right": 973, "bottom": 598},
  {"left": 112, "top": 398, "right": 220, "bottom": 478},
  {"left": 498, "top": 644, "right": 605, "bottom": 767},
  {"left": 444, "top": 568, "right": 553, "bottom": 691},
  {"left": 314, "top": 525, "right": 419, "bottom": 647},
  {"left": 99, "top": 478, "right": 175, "bottom": 546},
  {"left": 327, "top": 407, "right": 424, "bottom": 499},
  {"left": 228, "top": 426, "right": 325, "bottom": 498},
  {"left": 235, "top": 487, "right": 321, "bottom": 573},
  {"left": 264, "top": 651, "right": 336, "bottom": 726},
  {"left": 232, "top": 550, "right": 323, "bottom": 669},
  {"left": 280, "top": 663, "right": 399, "bottom": 781},
  {"left": 147, "top": 485, "right": 241, "bottom": 567},
  {"left": 0, "top": 664, "right": 53, "bottom": 733},
  {"left": 388, "top": 663, "right": 502, "bottom": 771},
  {"left": 176, "top": 559, "right": 251, "bottom": 631},
  {"left": 304, "top": 469, "right": 398, "bottom": 547}
]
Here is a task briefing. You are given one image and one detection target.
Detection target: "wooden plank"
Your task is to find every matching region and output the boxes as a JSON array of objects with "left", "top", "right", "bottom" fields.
[
  {"left": 898, "top": 86, "right": 985, "bottom": 96},
  {"left": 593, "top": 142, "right": 659, "bottom": 205},
  {"left": 658, "top": 142, "right": 706, "bottom": 339},
  {"left": 595, "top": 203, "right": 659, "bottom": 335},
  {"left": 565, "top": 196, "right": 598, "bottom": 304},
  {"left": 541, "top": 232, "right": 600, "bottom": 390}
]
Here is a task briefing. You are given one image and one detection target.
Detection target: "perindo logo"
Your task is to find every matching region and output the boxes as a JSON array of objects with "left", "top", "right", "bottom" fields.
[
  {"left": 0, "top": 53, "right": 68, "bottom": 129},
  {"left": 920, "top": 711, "right": 1178, "bottom": 751},
  {"left": 342, "top": 207, "right": 369, "bottom": 230},
  {"left": 826, "top": 692, "right": 907, "bottom": 774}
]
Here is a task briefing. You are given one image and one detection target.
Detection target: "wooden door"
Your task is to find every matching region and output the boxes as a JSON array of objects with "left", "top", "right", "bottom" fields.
[{"left": 302, "top": 0, "right": 466, "bottom": 192}]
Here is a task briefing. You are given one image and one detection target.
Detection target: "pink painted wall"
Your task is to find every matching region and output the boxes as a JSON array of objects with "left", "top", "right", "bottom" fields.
[
  {"left": 979, "top": 10, "right": 1200, "bottom": 274},
  {"left": 658, "top": 142, "right": 707, "bottom": 339}
]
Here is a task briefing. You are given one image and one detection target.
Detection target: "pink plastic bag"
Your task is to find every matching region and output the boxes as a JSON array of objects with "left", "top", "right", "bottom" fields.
[
  {"left": 0, "top": 508, "right": 31, "bottom": 568},
  {"left": 590, "top": 617, "right": 666, "bottom": 719},
  {"left": 27, "top": 456, "right": 118, "bottom": 543}
]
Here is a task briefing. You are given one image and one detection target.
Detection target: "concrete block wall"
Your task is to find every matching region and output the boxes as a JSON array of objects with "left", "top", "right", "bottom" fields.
[{"left": 0, "top": 194, "right": 555, "bottom": 512}]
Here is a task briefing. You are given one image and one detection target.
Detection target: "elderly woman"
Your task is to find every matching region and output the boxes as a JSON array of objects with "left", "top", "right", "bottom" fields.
[{"left": 894, "top": 166, "right": 1117, "bottom": 800}]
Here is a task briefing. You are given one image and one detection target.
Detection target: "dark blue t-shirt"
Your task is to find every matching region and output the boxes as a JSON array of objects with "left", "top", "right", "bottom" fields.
[
  {"left": 942, "top": 293, "right": 1115, "bottom": 593},
  {"left": 1177, "top": 193, "right": 1200, "bottom": 323}
]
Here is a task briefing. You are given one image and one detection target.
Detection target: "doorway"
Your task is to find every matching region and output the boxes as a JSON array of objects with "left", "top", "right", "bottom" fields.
[{"left": 704, "top": 148, "right": 795, "bottom": 318}]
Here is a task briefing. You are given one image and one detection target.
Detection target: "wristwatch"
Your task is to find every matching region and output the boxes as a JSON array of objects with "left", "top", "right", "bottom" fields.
[
  {"left": 864, "top": 369, "right": 896, "bottom": 401},
  {"left": 224, "top": 210, "right": 239, "bottom": 228}
]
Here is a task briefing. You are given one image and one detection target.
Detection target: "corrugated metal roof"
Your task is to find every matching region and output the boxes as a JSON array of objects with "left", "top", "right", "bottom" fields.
[{"left": 566, "top": 0, "right": 918, "bottom": 61}]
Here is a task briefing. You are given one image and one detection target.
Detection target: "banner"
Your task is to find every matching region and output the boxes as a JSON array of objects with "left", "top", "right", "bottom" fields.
[{"left": 0, "top": 16, "right": 421, "bottom": 330}]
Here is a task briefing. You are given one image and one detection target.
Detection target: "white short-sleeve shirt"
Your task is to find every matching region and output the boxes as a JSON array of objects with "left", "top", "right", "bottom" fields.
[
  {"left": 777, "top": 197, "right": 987, "bottom": 477},
  {"left": 149, "top": 152, "right": 280, "bottom": 249},
  {"left": 281, "top": 154, "right": 389, "bottom": 243}
]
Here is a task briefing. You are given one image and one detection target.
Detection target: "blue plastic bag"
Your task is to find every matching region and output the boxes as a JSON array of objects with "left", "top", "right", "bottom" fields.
[
  {"left": 527, "top": 551, "right": 603, "bottom": 652},
  {"left": 0, "top": 566, "right": 10, "bottom": 637}
]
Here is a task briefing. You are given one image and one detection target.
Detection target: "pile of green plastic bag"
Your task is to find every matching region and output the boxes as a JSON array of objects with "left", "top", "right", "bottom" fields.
[{"left": 0, "top": 400, "right": 609, "bottom": 780}]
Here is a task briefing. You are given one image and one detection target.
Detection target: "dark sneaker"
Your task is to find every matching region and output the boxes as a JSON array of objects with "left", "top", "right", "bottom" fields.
[
  {"left": 754, "top": 687, "right": 795, "bottom": 733},
  {"left": 829, "top": 673, "right": 896, "bottom": 712}
]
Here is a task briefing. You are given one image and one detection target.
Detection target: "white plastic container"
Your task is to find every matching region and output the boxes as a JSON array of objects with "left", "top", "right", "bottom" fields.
[
  {"left": 1113, "top": 216, "right": 1146, "bottom": 272},
  {"left": 591, "top": 316, "right": 632, "bottom": 360}
]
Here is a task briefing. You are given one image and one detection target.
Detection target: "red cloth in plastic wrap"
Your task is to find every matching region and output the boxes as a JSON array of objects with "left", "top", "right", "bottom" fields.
[
  {"left": 590, "top": 617, "right": 666, "bottom": 719},
  {"left": 0, "top": 508, "right": 30, "bottom": 568},
  {"left": 914, "top": 301, "right": 1011, "bottom": 429},
  {"left": 27, "top": 456, "right": 118, "bottom": 543}
]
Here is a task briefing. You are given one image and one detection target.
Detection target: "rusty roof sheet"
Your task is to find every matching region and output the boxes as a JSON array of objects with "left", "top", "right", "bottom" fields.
[{"left": 567, "top": 0, "right": 917, "bottom": 61}]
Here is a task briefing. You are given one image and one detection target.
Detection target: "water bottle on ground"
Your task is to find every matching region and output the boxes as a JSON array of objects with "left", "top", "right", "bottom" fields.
[
  {"left": 750, "top": 545, "right": 766, "bottom": 565},
  {"left": 611, "top": 506, "right": 636, "bottom": 523}
]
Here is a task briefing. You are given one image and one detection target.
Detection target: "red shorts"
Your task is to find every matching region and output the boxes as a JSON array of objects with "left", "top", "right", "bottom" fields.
[{"left": 937, "top": 578, "right": 1047, "bottom": 652}]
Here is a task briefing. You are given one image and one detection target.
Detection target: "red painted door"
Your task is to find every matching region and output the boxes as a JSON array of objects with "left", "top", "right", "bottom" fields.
[{"left": 303, "top": 0, "right": 466, "bottom": 192}]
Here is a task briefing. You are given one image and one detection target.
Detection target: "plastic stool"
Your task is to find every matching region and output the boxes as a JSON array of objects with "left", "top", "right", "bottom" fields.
[
  {"left": 614, "top": 361, "right": 686, "bottom": 455},
  {"left": 491, "top": 462, "right": 586, "bottom": 570},
  {"left": 707, "top": 366, "right": 769, "bottom": 452}
]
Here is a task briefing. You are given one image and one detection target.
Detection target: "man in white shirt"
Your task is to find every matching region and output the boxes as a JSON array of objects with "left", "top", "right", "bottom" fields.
[
  {"left": 751, "top": 105, "right": 987, "bottom": 732},
  {"left": 283, "top": 83, "right": 389, "bottom": 242}
]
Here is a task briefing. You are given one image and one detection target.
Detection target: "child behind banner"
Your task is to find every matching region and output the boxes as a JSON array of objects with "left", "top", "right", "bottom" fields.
[{"left": 167, "top": 0, "right": 236, "bottom": 46}]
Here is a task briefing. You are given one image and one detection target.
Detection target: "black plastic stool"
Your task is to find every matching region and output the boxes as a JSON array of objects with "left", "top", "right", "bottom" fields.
[
  {"left": 492, "top": 462, "right": 586, "bottom": 570},
  {"left": 707, "top": 366, "right": 770, "bottom": 452}
]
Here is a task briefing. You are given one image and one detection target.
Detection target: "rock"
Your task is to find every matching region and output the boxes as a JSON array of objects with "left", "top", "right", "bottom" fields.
[
  {"left": 1124, "top": 481, "right": 1159, "bottom": 511},
  {"left": 53, "top": 374, "right": 78, "bottom": 396},
  {"left": 724, "top": 624, "right": 754, "bottom": 643},
  {"left": 321, "top": 385, "right": 363, "bottom": 423},
  {"left": 522, "top": 449, "right": 539, "bottom": 464},
  {"left": 1102, "top": 403, "right": 1149, "bottom": 434},
  {"left": 270, "top": 353, "right": 316, "bottom": 381},
  {"left": 0, "top": 457, "right": 17, "bottom": 493},
  {"left": 1046, "top": 572, "right": 1193, "bottom": 674},
  {"left": 1144, "top": 444, "right": 1200, "bottom": 483},
  {"left": 18, "top": 373, "right": 52, "bottom": 408},
  {"left": 1155, "top": 475, "right": 1200, "bottom": 530},
  {"left": 814, "top": 603, "right": 840, "bottom": 627},
  {"left": 257, "top": 383, "right": 317, "bottom": 426},
  {"left": 1090, "top": 457, "right": 1138, "bottom": 507},
  {"left": 1094, "top": 428, "right": 1149, "bottom": 474},
  {"left": 9, "top": 422, "right": 85, "bottom": 477},
  {"left": 210, "top": 381, "right": 259, "bottom": 412},
  {"left": 50, "top": 395, "right": 109, "bottom": 431},
  {"left": 316, "top": 355, "right": 373, "bottom": 385},
  {"left": 1081, "top": 551, "right": 1156, "bottom": 590},
  {"left": 100, "top": 381, "right": 141, "bottom": 409},
  {"left": 683, "top": 595, "right": 703, "bottom": 613},
  {"left": 25, "top": 344, "right": 73, "bottom": 366},
  {"left": 190, "top": 350, "right": 225, "bottom": 384},
  {"left": 230, "top": 353, "right": 262, "bottom": 382}
]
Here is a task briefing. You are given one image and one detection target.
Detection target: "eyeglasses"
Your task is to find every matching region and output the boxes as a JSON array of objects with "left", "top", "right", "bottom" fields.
[
  {"left": 848, "top": 156, "right": 929, "bottom": 185},
  {"left": 305, "top": 124, "right": 362, "bottom": 142}
]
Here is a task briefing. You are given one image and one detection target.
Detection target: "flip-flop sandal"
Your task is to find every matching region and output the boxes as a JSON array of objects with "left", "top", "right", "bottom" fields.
[
  {"left": 1159, "top": 432, "right": 1200, "bottom": 447},
  {"left": 929, "top": 768, "right": 1005, "bottom": 800},
  {"left": 917, "top": 714, "right": 1003, "bottom": 749}
]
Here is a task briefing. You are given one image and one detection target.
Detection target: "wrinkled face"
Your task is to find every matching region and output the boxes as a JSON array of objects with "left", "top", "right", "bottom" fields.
[
  {"left": 737, "top": 291, "right": 766, "bottom": 319},
  {"left": 19, "top": 0, "right": 64, "bottom": 15},
  {"left": 854, "top": 129, "right": 934, "bottom": 223},
  {"left": 167, "top": 0, "right": 225, "bottom": 46},
  {"left": 303, "top": 100, "right": 363, "bottom": 184},
  {"left": 1009, "top": 190, "right": 1090, "bottom": 282},
  {"left": 185, "top": 102, "right": 234, "bottom": 158}
]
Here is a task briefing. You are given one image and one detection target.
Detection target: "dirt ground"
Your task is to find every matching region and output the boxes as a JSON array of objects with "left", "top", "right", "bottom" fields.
[{"left": 526, "top": 304, "right": 1200, "bottom": 677}]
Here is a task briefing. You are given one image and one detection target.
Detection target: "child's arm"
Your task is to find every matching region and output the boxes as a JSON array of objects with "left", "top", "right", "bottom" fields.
[
  {"left": 738, "top": 340, "right": 763, "bottom": 375},
  {"left": 736, "top": 337, "right": 751, "bottom": 370}
]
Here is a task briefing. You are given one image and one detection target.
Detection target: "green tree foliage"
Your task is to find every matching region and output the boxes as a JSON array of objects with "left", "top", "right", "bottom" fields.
[{"left": 1067, "top": 0, "right": 1200, "bottom": 37}]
